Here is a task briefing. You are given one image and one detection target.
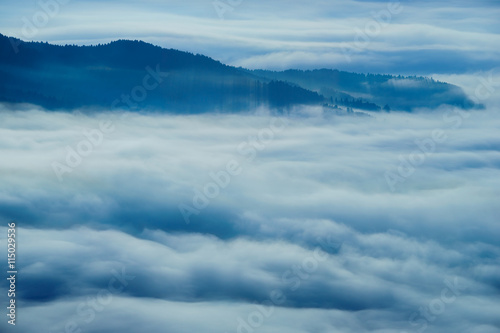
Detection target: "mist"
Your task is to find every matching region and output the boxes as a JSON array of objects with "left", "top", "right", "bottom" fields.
[{"left": 0, "top": 100, "right": 499, "bottom": 332}]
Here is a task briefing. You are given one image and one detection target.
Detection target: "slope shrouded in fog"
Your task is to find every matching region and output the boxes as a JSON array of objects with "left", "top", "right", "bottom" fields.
[{"left": 0, "top": 34, "right": 477, "bottom": 112}]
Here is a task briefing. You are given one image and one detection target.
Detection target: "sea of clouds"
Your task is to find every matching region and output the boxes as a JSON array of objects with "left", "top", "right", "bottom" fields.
[{"left": 0, "top": 96, "right": 499, "bottom": 333}]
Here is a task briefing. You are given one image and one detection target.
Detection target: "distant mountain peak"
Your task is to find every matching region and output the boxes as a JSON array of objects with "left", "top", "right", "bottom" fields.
[{"left": 0, "top": 33, "right": 478, "bottom": 112}]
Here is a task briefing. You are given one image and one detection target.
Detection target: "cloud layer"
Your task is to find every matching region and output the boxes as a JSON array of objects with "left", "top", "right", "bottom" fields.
[
  {"left": 1, "top": 0, "right": 499, "bottom": 74},
  {"left": 0, "top": 102, "right": 499, "bottom": 332}
]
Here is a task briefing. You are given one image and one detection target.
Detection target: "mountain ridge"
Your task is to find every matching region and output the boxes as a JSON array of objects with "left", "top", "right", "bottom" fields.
[{"left": 0, "top": 33, "right": 477, "bottom": 112}]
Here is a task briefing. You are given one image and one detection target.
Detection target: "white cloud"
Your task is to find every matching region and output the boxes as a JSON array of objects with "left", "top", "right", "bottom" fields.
[
  {"left": 1, "top": 0, "right": 499, "bottom": 73},
  {"left": 0, "top": 101, "right": 499, "bottom": 331}
]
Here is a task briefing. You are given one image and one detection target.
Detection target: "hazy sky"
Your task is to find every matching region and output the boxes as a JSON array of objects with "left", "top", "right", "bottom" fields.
[{"left": 1, "top": 0, "right": 499, "bottom": 74}]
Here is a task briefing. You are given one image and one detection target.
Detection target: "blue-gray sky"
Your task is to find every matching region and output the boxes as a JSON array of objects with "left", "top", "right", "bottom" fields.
[{"left": 1, "top": 0, "right": 499, "bottom": 74}]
